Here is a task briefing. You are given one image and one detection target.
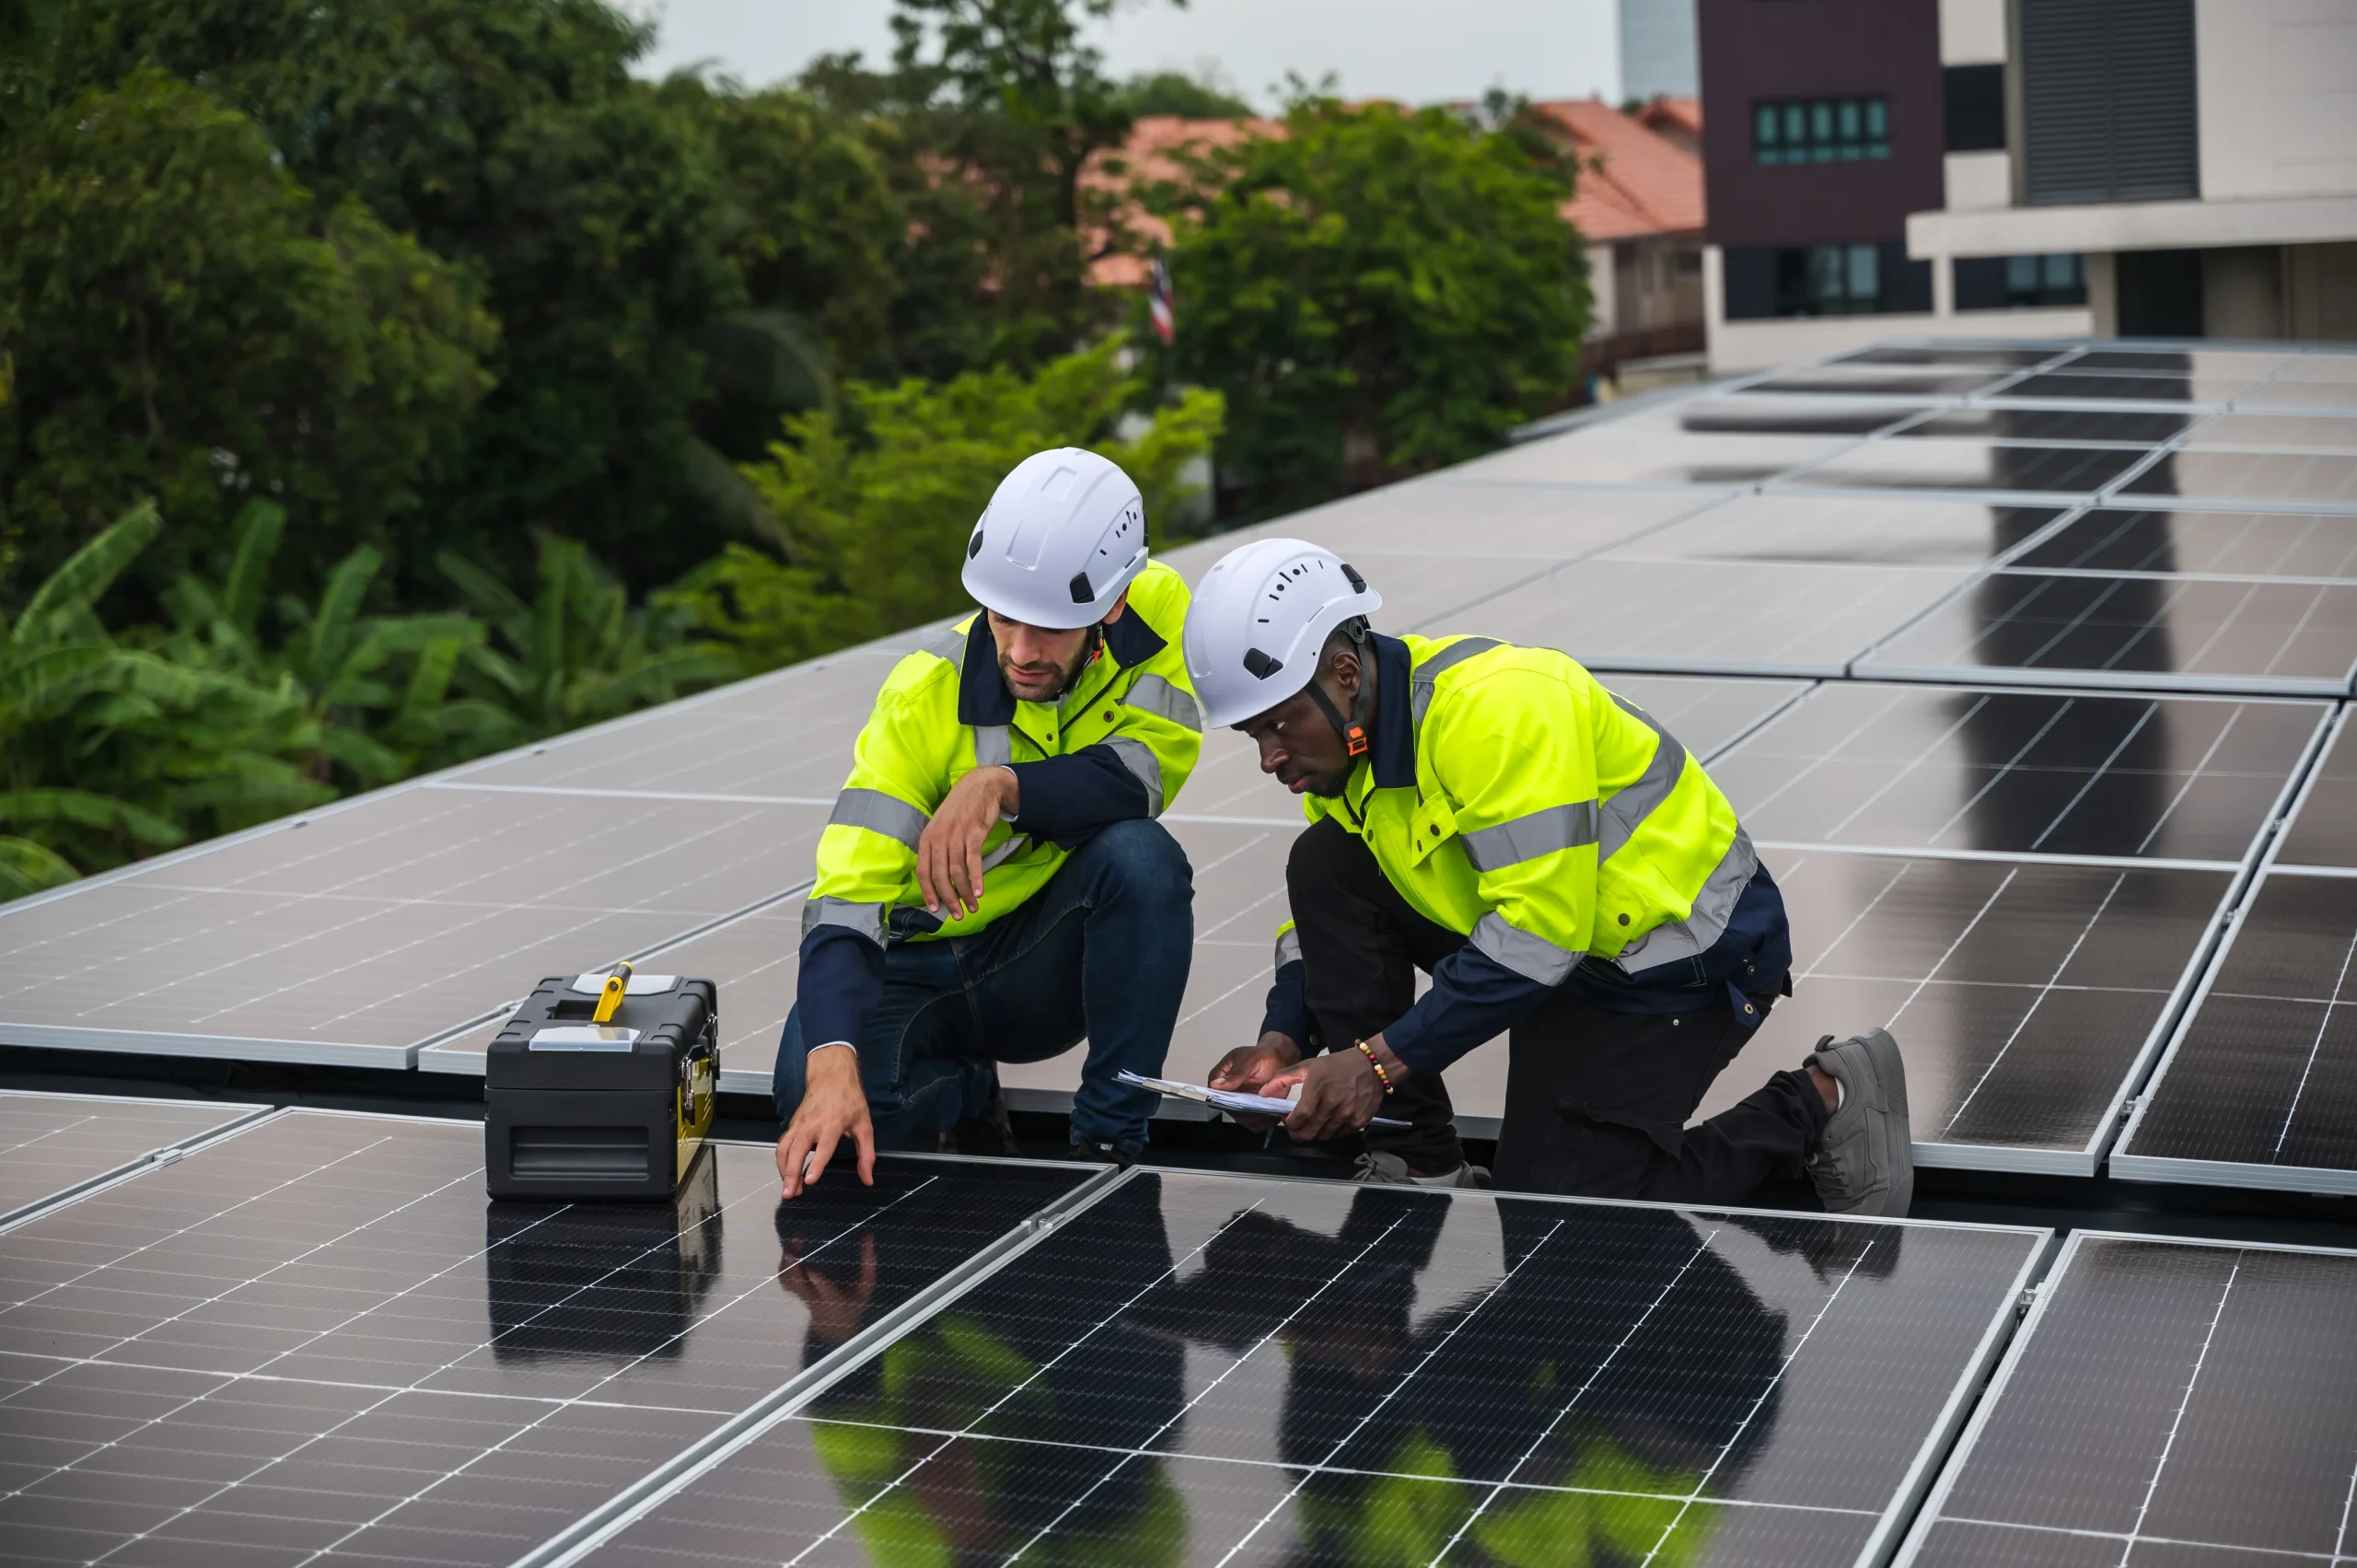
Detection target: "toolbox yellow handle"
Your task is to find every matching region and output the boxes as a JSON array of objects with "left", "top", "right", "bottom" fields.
[{"left": 591, "top": 960, "right": 633, "bottom": 1024}]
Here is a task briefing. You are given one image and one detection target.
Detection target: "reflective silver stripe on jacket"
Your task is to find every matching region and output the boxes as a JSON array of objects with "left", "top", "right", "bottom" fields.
[
  {"left": 1599, "top": 711, "right": 1689, "bottom": 865},
  {"left": 1274, "top": 925, "right": 1302, "bottom": 973},
  {"left": 802, "top": 896, "right": 888, "bottom": 946},
  {"left": 1101, "top": 736, "right": 1167, "bottom": 816},
  {"left": 829, "top": 787, "right": 929, "bottom": 850},
  {"left": 1470, "top": 910, "right": 1582, "bottom": 986},
  {"left": 973, "top": 725, "right": 1014, "bottom": 769},
  {"left": 981, "top": 832, "right": 1033, "bottom": 871},
  {"left": 1459, "top": 800, "right": 1602, "bottom": 873},
  {"left": 1612, "top": 830, "right": 1760, "bottom": 975},
  {"left": 1120, "top": 673, "right": 1202, "bottom": 733},
  {"left": 922, "top": 624, "right": 969, "bottom": 664},
  {"left": 1409, "top": 637, "right": 1504, "bottom": 736}
]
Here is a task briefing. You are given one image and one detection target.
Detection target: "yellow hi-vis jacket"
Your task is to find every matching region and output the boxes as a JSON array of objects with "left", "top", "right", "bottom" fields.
[
  {"left": 1277, "top": 633, "right": 1761, "bottom": 1070},
  {"left": 803, "top": 560, "right": 1202, "bottom": 956}
]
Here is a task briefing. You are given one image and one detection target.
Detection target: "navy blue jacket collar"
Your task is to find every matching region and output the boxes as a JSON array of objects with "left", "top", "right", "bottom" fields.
[
  {"left": 1366, "top": 633, "right": 1418, "bottom": 790},
  {"left": 955, "top": 608, "right": 1167, "bottom": 727}
]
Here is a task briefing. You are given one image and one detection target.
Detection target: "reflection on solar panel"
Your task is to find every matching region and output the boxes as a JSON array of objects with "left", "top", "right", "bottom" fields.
[
  {"left": 1719, "top": 849, "right": 2230, "bottom": 1172},
  {"left": 1613, "top": 494, "right": 2057, "bottom": 567},
  {"left": 1677, "top": 396, "right": 1929, "bottom": 436},
  {"left": 1836, "top": 345, "right": 2059, "bottom": 369},
  {"left": 1782, "top": 439, "right": 2150, "bottom": 496},
  {"left": 1478, "top": 558, "right": 1972, "bottom": 678},
  {"left": 2122, "top": 447, "right": 2357, "bottom": 507},
  {"left": 0, "top": 1114, "right": 1086, "bottom": 1565},
  {"left": 1898, "top": 1233, "right": 2357, "bottom": 1568},
  {"left": 1752, "top": 368, "right": 2012, "bottom": 397},
  {"left": 1898, "top": 406, "right": 2195, "bottom": 444},
  {"left": 2115, "top": 871, "right": 2357, "bottom": 1192},
  {"left": 1713, "top": 683, "right": 2324, "bottom": 862},
  {"left": 0, "top": 1092, "right": 268, "bottom": 1225},
  {"left": 2012, "top": 505, "right": 2357, "bottom": 579},
  {"left": 2272, "top": 708, "right": 2357, "bottom": 868},
  {"left": 1858, "top": 572, "right": 2357, "bottom": 695},
  {"left": 0, "top": 786, "right": 830, "bottom": 1063},
  {"left": 573, "top": 1172, "right": 2047, "bottom": 1568}
]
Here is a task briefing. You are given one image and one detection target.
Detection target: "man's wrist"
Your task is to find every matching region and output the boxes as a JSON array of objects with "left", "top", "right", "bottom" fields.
[
  {"left": 1363, "top": 1033, "right": 1411, "bottom": 1083},
  {"left": 993, "top": 764, "right": 1021, "bottom": 819},
  {"left": 807, "top": 1040, "right": 857, "bottom": 1063}
]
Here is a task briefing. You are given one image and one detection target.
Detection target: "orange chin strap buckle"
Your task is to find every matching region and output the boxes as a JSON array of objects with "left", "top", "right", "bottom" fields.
[{"left": 1344, "top": 726, "right": 1368, "bottom": 758}]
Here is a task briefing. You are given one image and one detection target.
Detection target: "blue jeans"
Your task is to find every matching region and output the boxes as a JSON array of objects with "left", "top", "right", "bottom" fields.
[{"left": 772, "top": 818, "right": 1194, "bottom": 1152}]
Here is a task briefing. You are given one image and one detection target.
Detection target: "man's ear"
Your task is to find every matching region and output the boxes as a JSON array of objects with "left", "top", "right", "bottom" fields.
[{"left": 1326, "top": 641, "right": 1363, "bottom": 699}]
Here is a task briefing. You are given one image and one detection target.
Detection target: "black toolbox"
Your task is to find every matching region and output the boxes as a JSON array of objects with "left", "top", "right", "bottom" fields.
[{"left": 484, "top": 969, "right": 717, "bottom": 1200}]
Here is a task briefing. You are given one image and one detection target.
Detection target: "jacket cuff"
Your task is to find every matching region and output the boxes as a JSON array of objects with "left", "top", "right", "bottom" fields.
[
  {"left": 796, "top": 925, "right": 884, "bottom": 1057},
  {"left": 1259, "top": 958, "right": 1312, "bottom": 1048},
  {"left": 1382, "top": 943, "right": 1555, "bottom": 1076},
  {"left": 1008, "top": 748, "right": 1149, "bottom": 843}
]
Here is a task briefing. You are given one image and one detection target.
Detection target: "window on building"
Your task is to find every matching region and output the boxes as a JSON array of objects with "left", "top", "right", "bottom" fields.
[
  {"left": 1944, "top": 64, "right": 2006, "bottom": 152},
  {"left": 1753, "top": 96, "right": 1890, "bottom": 165},
  {"left": 1955, "top": 253, "right": 2090, "bottom": 309},
  {"left": 1722, "top": 242, "right": 1936, "bottom": 319}
]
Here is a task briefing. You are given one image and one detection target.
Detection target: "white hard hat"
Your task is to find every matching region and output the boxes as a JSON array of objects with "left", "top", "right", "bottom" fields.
[
  {"left": 1183, "top": 537, "right": 1383, "bottom": 728},
  {"left": 961, "top": 447, "right": 1148, "bottom": 630}
]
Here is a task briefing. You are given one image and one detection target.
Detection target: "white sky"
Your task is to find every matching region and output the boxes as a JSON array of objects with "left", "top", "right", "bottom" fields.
[{"left": 621, "top": 0, "right": 1622, "bottom": 109}]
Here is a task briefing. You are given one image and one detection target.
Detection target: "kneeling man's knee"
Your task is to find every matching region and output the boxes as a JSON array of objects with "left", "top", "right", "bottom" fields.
[{"left": 1086, "top": 818, "right": 1193, "bottom": 905}]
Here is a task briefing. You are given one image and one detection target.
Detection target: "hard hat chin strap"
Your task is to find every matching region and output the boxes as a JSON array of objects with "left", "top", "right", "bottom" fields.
[{"left": 1303, "top": 619, "right": 1374, "bottom": 760}]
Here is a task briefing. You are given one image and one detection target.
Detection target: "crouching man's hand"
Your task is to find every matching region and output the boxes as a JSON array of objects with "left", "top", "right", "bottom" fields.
[
  {"left": 777, "top": 1045, "right": 877, "bottom": 1200},
  {"left": 1266, "top": 1037, "right": 1402, "bottom": 1143},
  {"left": 1209, "top": 1032, "right": 1304, "bottom": 1131}
]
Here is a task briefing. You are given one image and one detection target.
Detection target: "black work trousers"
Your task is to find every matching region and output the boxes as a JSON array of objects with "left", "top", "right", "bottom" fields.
[{"left": 1286, "top": 816, "right": 1829, "bottom": 1202}]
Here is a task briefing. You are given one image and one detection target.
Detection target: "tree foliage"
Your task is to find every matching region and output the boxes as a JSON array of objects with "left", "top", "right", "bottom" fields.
[
  {"left": 667, "top": 339, "right": 1223, "bottom": 672},
  {"left": 1153, "top": 93, "right": 1591, "bottom": 518},
  {"left": 0, "top": 71, "right": 495, "bottom": 602}
]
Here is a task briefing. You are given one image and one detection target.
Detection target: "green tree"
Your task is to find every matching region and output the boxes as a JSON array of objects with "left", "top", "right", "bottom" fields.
[
  {"left": 1153, "top": 93, "right": 1590, "bottom": 519},
  {"left": 1, "top": 502, "right": 336, "bottom": 898},
  {"left": 29, "top": 0, "right": 745, "bottom": 592},
  {"left": 437, "top": 535, "right": 735, "bottom": 751},
  {"left": 158, "top": 500, "right": 490, "bottom": 788},
  {"left": 0, "top": 71, "right": 495, "bottom": 604},
  {"left": 1118, "top": 67, "right": 1254, "bottom": 119},
  {"left": 667, "top": 337, "right": 1223, "bottom": 673}
]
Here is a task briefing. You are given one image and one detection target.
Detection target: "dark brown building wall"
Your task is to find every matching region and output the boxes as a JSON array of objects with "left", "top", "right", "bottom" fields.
[{"left": 1699, "top": 0, "right": 1946, "bottom": 249}]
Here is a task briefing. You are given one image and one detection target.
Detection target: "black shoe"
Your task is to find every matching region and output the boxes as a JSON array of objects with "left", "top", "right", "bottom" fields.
[
  {"left": 1062, "top": 1137, "right": 1139, "bottom": 1168},
  {"left": 947, "top": 1080, "right": 1018, "bottom": 1157}
]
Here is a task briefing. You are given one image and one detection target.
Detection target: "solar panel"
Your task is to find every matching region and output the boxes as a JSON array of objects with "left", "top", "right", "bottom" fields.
[
  {"left": 0, "top": 787, "right": 828, "bottom": 1064},
  {"left": 1676, "top": 395, "right": 1933, "bottom": 436},
  {"left": 2195, "top": 412, "right": 2357, "bottom": 450},
  {"left": 1780, "top": 438, "right": 2154, "bottom": 497},
  {"left": 1165, "top": 480, "right": 1719, "bottom": 564},
  {"left": 1897, "top": 406, "right": 2194, "bottom": 444},
  {"left": 0, "top": 1091, "right": 268, "bottom": 1226},
  {"left": 564, "top": 1171, "right": 2049, "bottom": 1568},
  {"left": 1898, "top": 1232, "right": 2357, "bottom": 1568},
  {"left": 1749, "top": 367, "right": 2013, "bottom": 397},
  {"left": 1700, "top": 848, "right": 2232, "bottom": 1173},
  {"left": 2001, "top": 371, "right": 2213, "bottom": 405},
  {"left": 1610, "top": 494, "right": 2060, "bottom": 568},
  {"left": 2064, "top": 347, "right": 2293, "bottom": 379},
  {"left": 1451, "top": 417, "right": 1856, "bottom": 487},
  {"left": 2119, "top": 447, "right": 2357, "bottom": 507},
  {"left": 2241, "top": 377, "right": 2357, "bottom": 413},
  {"left": 1473, "top": 558, "right": 1974, "bottom": 678},
  {"left": 1855, "top": 572, "right": 2357, "bottom": 696},
  {"left": 450, "top": 650, "right": 902, "bottom": 799},
  {"left": 1836, "top": 345, "right": 2060, "bottom": 369},
  {"left": 2114, "top": 869, "right": 2357, "bottom": 1193},
  {"left": 0, "top": 1113, "right": 1088, "bottom": 1565},
  {"left": 1713, "top": 682, "right": 2326, "bottom": 864},
  {"left": 2010, "top": 505, "right": 2357, "bottom": 579},
  {"left": 2272, "top": 707, "right": 2357, "bottom": 869}
]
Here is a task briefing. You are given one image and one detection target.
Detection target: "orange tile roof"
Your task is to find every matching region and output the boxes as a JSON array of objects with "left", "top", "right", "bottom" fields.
[
  {"left": 1533, "top": 98, "right": 1705, "bottom": 241},
  {"left": 1084, "top": 116, "right": 1283, "bottom": 287}
]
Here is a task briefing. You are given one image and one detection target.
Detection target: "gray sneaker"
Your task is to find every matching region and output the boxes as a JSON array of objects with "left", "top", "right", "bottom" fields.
[
  {"left": 1804, "top": 1029, "right": 1913, "bottom": 1217},
  {"left": 1353, "top": 1152, "right": 1489, "bottom": 1189}
]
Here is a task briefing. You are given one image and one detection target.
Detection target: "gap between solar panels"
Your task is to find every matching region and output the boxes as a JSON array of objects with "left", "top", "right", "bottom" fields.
[{"left": 0, "top": 1091, "right": 278, "bottom": 1232}]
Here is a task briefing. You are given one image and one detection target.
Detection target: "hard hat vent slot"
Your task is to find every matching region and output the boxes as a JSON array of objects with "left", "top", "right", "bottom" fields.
[
  {"left": 1068, "top": 572, "right": 1095, "bottom": 604},
  {"left": 1242, "top": 648, "right": 1283, "bottom": 679},
  {"left": 1341, "top": 563, "right": 1365, "bottom": 592},
  {"left": 969, "top": 530, "right": 985, "bottom": 559}
]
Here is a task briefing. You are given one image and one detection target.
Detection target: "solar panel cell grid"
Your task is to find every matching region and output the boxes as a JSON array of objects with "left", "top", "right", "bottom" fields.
[
  {"left": 1898, "top": 1235, "right": 2357, "bottom": 1568},
  {"left": 2010, "top": 506, "right": 2357, "bottom": 580},
  {"left": 1856, "top": 572, "right": 2357, "bottom": 694},
  {"left": 0, "top": 1094, "right": 266, "bottom": 1225},
  {"left": 1897, "top": 407, "right": 2194, "bottom": 444},
  {"left": 1673, "top": 396, "right": 1932, "bottom": 436},
  {"left": 1475, "top": 558, "right": 1973, "bottom": 678},
  {"left": 2119, "top": 447, "right": 2357, "bottom": 508},
  {"left": 1608, "top": 494, "right": 2059, "bottom": 567},
  {"left": 583, "top": 1172, "right": 2045, "bottom": 1568},
  {"left": 1713, "top": 683, "right": 2324, "bottom": 863},
  {"left": 2272, "top": 710, "right": 2357, "bottom": 869},
  {"left": 1450, "top": 421, "right": 1855, "bottom": 487},
  {"left": 2115, "top": 872, "right": 2357, "bottom": 1191},
  {"left": 1780, "top": 439, "right": 2152, "bottom": 497},
  {"left": 1700, "top": 850, "right": 2231, "bottom": 1169},
  {"left": 2193, "top": 412, "right": 2357, "bottom": 450},
  {"left": 0, "top": 1114, "right": 1085, "bottom": 1566},
  {"left": 2242, "top": 377, "right": 2357, "bottom": 412},
  {"left": 0, "top": 788, "right": 828, "bottom": 1059}
]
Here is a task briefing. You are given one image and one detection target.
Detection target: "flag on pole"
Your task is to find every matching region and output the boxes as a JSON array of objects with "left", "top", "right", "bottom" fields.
[{"left": 1148, "top": 254, "right": 1176, "bottom": 345}]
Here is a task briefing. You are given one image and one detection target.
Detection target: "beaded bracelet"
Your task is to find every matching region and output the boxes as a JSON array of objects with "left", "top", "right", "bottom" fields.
[{"left": 1355, "top": 1039, "right": 1395, "bottom": 1095}]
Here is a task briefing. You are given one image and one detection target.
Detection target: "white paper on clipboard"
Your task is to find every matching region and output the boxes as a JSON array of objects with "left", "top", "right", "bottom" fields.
[{"left": 1118, "top": 1071, "right": 1411, "bottom": 1128}]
